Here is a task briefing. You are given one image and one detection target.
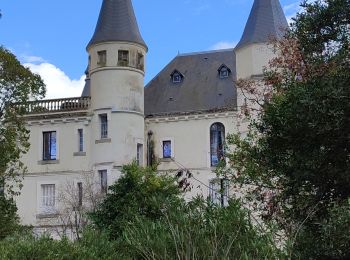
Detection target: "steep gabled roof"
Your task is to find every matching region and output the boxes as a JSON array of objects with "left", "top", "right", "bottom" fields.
[
  {"left": 235, "top": 0, "right": 288, "bottom": 50},
  {"left": 87, "top": 0, "right": 147, "bottom": 50},
  {"left": 145, "top": 49, "right": 237, "bottom": 116}
]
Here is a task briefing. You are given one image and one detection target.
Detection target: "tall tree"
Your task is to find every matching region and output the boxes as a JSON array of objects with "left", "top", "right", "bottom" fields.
[
  {"left": 0, "top": 46, "right": 45, "bottom": 196},
  {"left": 226, "top": 0, "right": 350, "bottom": 257}
]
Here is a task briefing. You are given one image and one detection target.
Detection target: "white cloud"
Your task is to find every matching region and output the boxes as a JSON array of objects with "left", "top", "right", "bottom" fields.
[
  {"left": 22, "top": 55, "right": 47, "bottom": 64},
  {"left": 23, "top": 62, "right": 85, "bottom": 99},
  {"left": 210, "top": 41, "right": 237, "bottom": 50}
]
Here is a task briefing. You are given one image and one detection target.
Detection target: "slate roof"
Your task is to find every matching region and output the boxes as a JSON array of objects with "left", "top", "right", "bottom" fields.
[
  {"left": 235, "top": 0, "right": 288, "bottom": 50},
  {"left": 87, "top": 0, "right": 147, "bottom": 50},
  {"left": 144, "top": 49, "right": 237, "bottom": 117}
]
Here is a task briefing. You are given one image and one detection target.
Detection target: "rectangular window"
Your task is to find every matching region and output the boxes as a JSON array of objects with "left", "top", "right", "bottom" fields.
[
  {"left": 137, "top": 53, "right": 144, "bottom": 71},
  {"left": 78, "top": 129, "right": 84, "bottom": 152},
  {"left": 99, "top": 114, "right": 108, "bottom": 139},
  {"left": 97, "top": 50, "right": 107, "bottom": 66},
  {"left": 209, "top": 179, "right": 229, "bottom": 207},
  {"left": 118, "top": 50, "right": 129, "bottom": 66},
  {"left": 99, "top": 170, "right": 107, "bottom": 194},
  {"left": 162, "top": 140, "right": 172, "bottom": 158},
  {"left": 137, "top": 143, "right": 143, "bottom": 166},
  {"left": 43, "top": 131, "right": 57, "bottom": 160},
  {"left": 41, "top": 184, "right": 55, "bottom": 213},
  {"left": 77, "top": 182, "right": 83, "bottom": 207}
]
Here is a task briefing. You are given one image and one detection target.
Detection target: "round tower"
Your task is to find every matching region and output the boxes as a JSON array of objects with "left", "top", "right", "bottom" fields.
[
  {"left": 87, "top": 0, "right": 147, "bottom": 167},
  {"left": 235, "top": 0, "right": 288, "bottom": 79}
]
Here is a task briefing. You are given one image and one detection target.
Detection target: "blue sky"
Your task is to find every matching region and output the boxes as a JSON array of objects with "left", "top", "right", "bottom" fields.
[{"left": 0, "top": 0, "right": 300, "bottom": 98}]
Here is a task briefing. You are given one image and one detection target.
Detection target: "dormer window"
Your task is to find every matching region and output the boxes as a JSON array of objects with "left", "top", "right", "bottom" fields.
[
  {"left": 171, "top": 70, "right": 184, "bottom": 84},
  {"left": 218, "top": 64, "right": 231, "bottom": 79},
  {"left": 118, "top": 50, "right": 129, "bottom": 67}
]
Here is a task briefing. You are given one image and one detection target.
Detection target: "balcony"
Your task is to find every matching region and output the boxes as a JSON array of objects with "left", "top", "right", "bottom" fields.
[{"left": 18, "top": 97, "right": 91, "bottom": 115}]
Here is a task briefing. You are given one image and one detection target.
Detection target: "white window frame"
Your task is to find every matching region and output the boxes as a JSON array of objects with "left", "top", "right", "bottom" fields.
[
  {"left": 98, "top": 169, "right": 108, "bottom": 194},
  {"left": 38, "top": 128, "right": 59, "bottom": 162},
  {"left": 78, "top": 128, "right": 84, "bottom": 152},
  {"left": 136, "top": 143, "right": 144, "bottom": 166},
  {"left": 160, "top": 137, "right": 174, "bottom": 159},
  {"left": 37, "top": 181, "right": 59, "bottom": 214},
  {"left": 99, "top": 114, "right": 108, "bottom": 139},
  {"left": 209, "top": 178, "right": 229, "bottom": 207}
]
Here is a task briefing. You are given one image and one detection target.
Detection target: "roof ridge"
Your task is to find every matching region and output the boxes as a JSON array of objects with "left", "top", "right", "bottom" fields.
[{"left": 178, "top": 48, "right": 234, "bottom": 57}]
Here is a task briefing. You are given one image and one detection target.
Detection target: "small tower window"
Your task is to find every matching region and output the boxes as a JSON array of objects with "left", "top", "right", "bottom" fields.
[
  {"left": 137, "top": 53, "right": 144, "bottom": 71},
  {"left": 171, "top": 70, "right": 183, "bottom": 84},
  {"left": 218, "top": 64, "right": 231, "bottom": 79},
  {"left": 97, "top": 50, "right": 107, "bottom": 66},
  {"left": 118, "top": 50, "right": 129, "bottom": 67}
]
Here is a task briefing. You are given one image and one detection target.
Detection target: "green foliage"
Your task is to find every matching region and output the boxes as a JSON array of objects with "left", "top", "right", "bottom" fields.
[
  {"left": 0, "top": 46, "right": 45, "bottom": 196},
  {"left": 225, "top": 0, "right": 350, "bottom": 258},
  {"left": 294, "top": 200, "right": 350, "bottom": 259},
  {"left": 90, "top": 163, "right": 183, "bottom": 239},
  {"left": 0, "top": 229, "right": 120, "bottom": 260},
  {"left": 120, "top": 198, "right": 284, "bottom": 259},
  {"left": 0, "top": 195, "right": 20, "bottom": 240}
]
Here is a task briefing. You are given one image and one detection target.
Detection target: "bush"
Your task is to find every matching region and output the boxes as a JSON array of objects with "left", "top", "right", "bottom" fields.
[
  {"left": 0, "top": 229, "right": 120, "bottom": 260},
  {"left": 90, "top": 163, "right": 183, "bottom": 239},
  {"left": 121, "top": 198, "right": 284, "bottom": 259}
]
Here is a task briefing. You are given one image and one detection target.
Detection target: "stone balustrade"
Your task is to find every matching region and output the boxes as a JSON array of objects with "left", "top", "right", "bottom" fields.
[{"left": 18, "top": 97, "right": 91, "bottom": 114}]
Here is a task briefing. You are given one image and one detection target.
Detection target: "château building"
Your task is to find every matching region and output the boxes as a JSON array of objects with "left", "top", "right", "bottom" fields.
[{"left": 15, "top": 0, "right": 288, "bottom": 235}]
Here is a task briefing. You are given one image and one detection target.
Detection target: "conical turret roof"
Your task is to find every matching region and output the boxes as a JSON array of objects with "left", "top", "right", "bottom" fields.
[
  {"left": 235, "top": 0, "right": 288, "bottom": 50},
  {"left": 87, "top": 0, "right": 147, "bottom": 49}
]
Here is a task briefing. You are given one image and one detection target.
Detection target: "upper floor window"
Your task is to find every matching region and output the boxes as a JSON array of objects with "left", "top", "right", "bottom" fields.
[
  {"left": 118, "top": 50, "right": 129, "bottom": 67},
  {"left": 99, "top": 114, "right": 108, "bottom": 139},
  {"left": 210, "top": 123, "right": 225, "bottom": 167},
  {"left": 163, "top": 140, "right": 172, "bottom": 158},
  {"left": 137, "top": 52, "right": 144, "bottom": 71},
  {"left": 41, "top": 184, "right": 56, "bottom": 213},
  {"left": 171, "top": 70, "right": 183, "bottom": 84},
  {"left": 97, "top": 50, "right": 107, "bottom": 66},
  {"left": 218, "top": 64, "right": 231, "bottom": 79},
  {"left": 43, "top": 131, "right": 56, "bottom": 161},
  {"left": 78, "top": 129, "right": 84, "bottom": 152}
]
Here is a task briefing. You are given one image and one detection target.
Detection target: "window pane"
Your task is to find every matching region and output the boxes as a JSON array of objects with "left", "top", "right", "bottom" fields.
[
  {"left": 100, "top": 114, "right": 108, "bottom": 139},
  {"left": 210, "top": 123, "right": 225, "bottom": 166},
  {"left": 77, "top": 182, "right": 83, "bottom": 206},
  {"left": 41, "top": 184, "right": 55, "bottom": 212},
  {"left": 43, "top": 131, "right": 56, "bottom": 160},
  {"left": 163, "top": 141, "right": 172, "bottom": 158},
  {"left": 78, "top": 129, "right": 83, "bottom": 152},
  {"left": 99, "top": 170, "right": 107, "bottom": 194}
]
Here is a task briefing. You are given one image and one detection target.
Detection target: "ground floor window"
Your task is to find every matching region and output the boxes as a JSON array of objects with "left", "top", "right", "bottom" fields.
[
  {"left": 209, "top": 178, "right": 229, "bottom": 207},
  {"left": 41, "top": 184, "right": 56, "bottom": 213}
]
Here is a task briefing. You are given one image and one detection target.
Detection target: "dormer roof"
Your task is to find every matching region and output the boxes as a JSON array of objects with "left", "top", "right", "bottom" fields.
[
  {"left": 87, "top": 0, "right": 147, "bottom": 50},
  {"left": 235, "top": 0, "right": 288, "bottom": 50}
]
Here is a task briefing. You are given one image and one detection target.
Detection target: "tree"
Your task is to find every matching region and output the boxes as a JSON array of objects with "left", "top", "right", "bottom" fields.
[
  {"left": 225, "top": 0, "right": 350, "bottom": 257},
  {"left": 90, "top": 163, "right": 184, "bottom": 239},
  {"left": 0, "top": 196, "right": 20, "bottom": 240},
  {"left": 0, "top": 47, "right": 45, "bottom": 196}
]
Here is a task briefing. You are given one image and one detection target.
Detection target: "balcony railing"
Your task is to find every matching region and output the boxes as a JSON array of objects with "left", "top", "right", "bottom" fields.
[{"left": 19, "top": 97, "right": 91, "bottom": 114}]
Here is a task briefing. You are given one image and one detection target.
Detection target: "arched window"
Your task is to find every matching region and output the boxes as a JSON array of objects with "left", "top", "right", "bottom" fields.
[{"left": 210, "top": 123, "right": 225, "bottom": 167}]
